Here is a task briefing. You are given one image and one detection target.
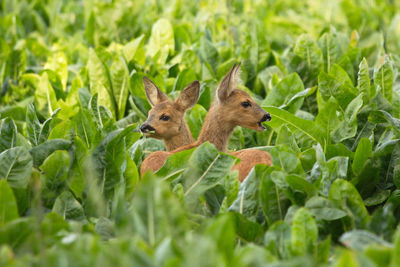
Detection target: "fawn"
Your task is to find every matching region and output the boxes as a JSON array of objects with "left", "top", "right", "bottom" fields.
[
  {"left": 140, "top": 77, "right": 200, "bottom": 151},
  {"left": 140, "top": 63, "right": 272, "bottom": 181}
]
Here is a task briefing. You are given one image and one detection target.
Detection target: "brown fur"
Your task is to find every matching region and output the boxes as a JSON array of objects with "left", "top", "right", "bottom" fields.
[
  {"left": 231, "top": 149, "right": 272, "bottom": 182},
  {"left": 140, "top": 64, "right": 272, "bottom": 181}
]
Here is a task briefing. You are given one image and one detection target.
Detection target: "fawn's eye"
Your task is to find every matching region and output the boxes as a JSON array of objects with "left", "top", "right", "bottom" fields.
[
  {"left": 160, "top": 114, "right": 170, "bottom": 121},
  {"left": 241, "top": 101, "right": 251, "bottom": 108}
]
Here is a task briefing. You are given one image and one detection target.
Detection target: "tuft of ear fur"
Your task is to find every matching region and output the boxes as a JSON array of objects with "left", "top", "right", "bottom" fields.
[
  {"left": 217, "top": 62, "right": 241, "bottom": 103},
  {"left": 143, "top": 77, "right": 169, "bottom": 106},
  {"left": 174, "top": 81, "right": 200, "bottom": 111}
]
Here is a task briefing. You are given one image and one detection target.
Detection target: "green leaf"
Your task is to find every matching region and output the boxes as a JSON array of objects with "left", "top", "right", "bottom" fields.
[
  {"left": 0, "top": 147, "right": 32, "bottom": 189},
  {"left": 264, "top": 221, "right": 291, "bottom": 259},
  {"left": 186, "top": 105, "right": 207, "bottom": 140},
  {"left": 260, "top": 168, "right": 290, "bottom": 226},
  {"left": 26, "top": 104, "right": 41, "bottom": 146},
  {"left": 340, "top": 230, "right": 391, "bottom": 251},
  {"left": 264, "top": 106, "right": 326, "bottom": 147},
  {"left": 331, "top": 94, "right": 363, "bottom": 143},
  {"left": 147, "top": 18, "right": 174, "bottom": 64},
  {"left": 286, "top": 174, "right": 317, "bottom": 198},
  {"left": 110, "top": 56, "right": 130, "bottom": 120},
  {"left": 293, "top": 34, "right": 324, "bottom": 84},
  {"left": 40, "top": 150, "right": 70, "bottom": 207},
  {"left": 357, "top": 58, "right": 371, "bottom": 101},
  {"left": 34, "top": 72, "right": 58, "bottom": 116},
  {"left": 352, "top": 138, "right": 372, "bottom": 176},
  {"left": 0, "top": 180, "right": 19, "bottom": 225},
  {"left": 29, "top": 139, "right": 72, "bottom": 167},
  {"left": 374, "top": 56, "right": 394, "bottom": 103},
  {"left": 129, "top": 173, "right": 190, "bottom": 245},
  {"left": 229, "top": 165, "right": 269, "bottom": 222},
  {"left": 329, "top": 179, "right": 370, "bottom": 229},
  {"left": 122, "top": 35, "right": 145, "bottom": 64},
  {"left": 315, "top": 97, "right": 340, "bottom": 145},
  {"left": 231, "top": 212, "right": 264, "bottom": 243},
  {"left": 305, "top": 196, "right": 347, "bottom": 221},
  {"left": 262, "top": 73, "right": 304, "bottom": 113},
  {"left": 200, "top": 36, "right": 218, "bottom": 73},
  {"left": 91, "top": 125, "right": 139, "bottom": 199},
  {"left": 290, "top": 208, "right": 318, "bottom": 257},
  {"left": 52, "top": 191, "right": 85, "bottom": 221},
  {"left": 0, "top": 217, "right": 35, "bottom": 249},
  {"left": 0, "top": 118, "right": 17, "bottom": 153},
  {"left": 87, "top": 48, "right": 116, "bottom": 117},
  {"left": 181, "top": 143, "right": 236, "bottom": 212},
  {"left": 318, "top": 65, "right": 357, "bottom": 110}
]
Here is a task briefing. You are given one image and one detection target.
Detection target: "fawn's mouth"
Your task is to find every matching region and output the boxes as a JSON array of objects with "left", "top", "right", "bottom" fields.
[{"left": 258, "top": 113, "right": 271, "bottom": 131}]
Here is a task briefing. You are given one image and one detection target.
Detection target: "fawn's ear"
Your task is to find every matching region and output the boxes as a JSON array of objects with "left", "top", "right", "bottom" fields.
[
  {"left": 174, "top": 81, "right": 200, "bottom": 111},
  {"left": 217, "top": 62, "right": 241, "bottom": 103},
  {"left": 143, "top": 77, "right": 169, "bottom": 106}
]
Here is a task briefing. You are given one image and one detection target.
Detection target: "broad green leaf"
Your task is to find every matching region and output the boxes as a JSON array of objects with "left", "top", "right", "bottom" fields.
[
  {"left": 315, "top": 97, "right": 340, "bottom": 145},
  {"left": 0, "top": 118, "right": 17, "bottom": 153},
  {"left": 87, "top": 48, "right": 116, "bottom": 117},
  {"left": 129, "top": 173, "right": 190, "bottom": 245},
  {"left": 318, "top": 65, "right": 357, "bottom": 110},
  {"left": 122, "top": 35, "right": 145, "bottom": 65},
  {"left": 0, "top": 180, "right": 19, "bottom": 225},
  {"left": 260, "top": 169, "right": 290, "bottom": 226},
  {"left": 0, "top": 217, "right": 35, "bottom": 248},
  {"left": 231, "top": 212, "right": 264, "bottom": 243},
  {"left": 329, "top": 179, "right": 370, "bottom": 229},
  {"left": 91, "top": 125, "right": 139, "bottom": 199},
  {"left": 52, "top": 191, "right": 85, "bottom": 221},
  {"left": 186, "top": 104, "right": 207, "bottom": 140},
  {"left": 374, "top": 55, "right": 393, "bottom": 103},
  {"left": 293, "top": 34, "right": 324, "bottom": 85},
  {"left": 262, "top": 73, "right": 304, "bottom": 113},
  {"left": 229, "top": 165, "right": 269, "bottom": 222},
  {"left": 0, "top": 147, "right": 32, "bottom": 189},
  {"left": 263, "top": 106, "right": 326, "bottom": 147},
  {"left": 147, "top": 18, "right": 174, "bottom": 64},
  {"left": 305, "top": 196, "right": 347, "bottom": 221},
  {"left": 357, "top": 58, "right": 371, "bottom": 101},
  {"left": 264, "top": 221, "right": 291, "bottom": 259},
  {"left": 26, "top": 104, "right": 41, "bottom": 146},
  {"left": 29, "top": 139, "right": 72, "bottom": 167},
  {"left": 352, "top": 138, "right": 372, "bottom": 176},
  {"left": 378, "top": 110, "right": 400, "bottom": 137},
  {"left": 200, "top": 36, "right": 218, "bottom": 73},
  {"left": 331, "top": 94, "right": 363, "bottom": 143},
  {"left": 290, "top": 208, "right": 318, "bottom": 257},
  {"left": 124, "top": 155, "right": 139, "bottom": 199},
  {"left": 339, "top": 230, "right": 391, "bottom": 251},
  {"left": 318, "top": 31, "right": 344, "bottom": 72},
  {"left": 40, "top": 150, "right": 70, "bottom": 207},
  {"left": 34, "top": 72, "right": 58, "bottom": 116},
  {"left": 110, "top": 56, "right": 130, "bottom": 120},
  {"left": 286, "top": 174, "right": 317, "bottom": 198},
  {"left": 44, "top": 51, "right": 68, "bottom": 89},
  {"left": 181, "top": 143, "right": 236, "bottom": 212}
]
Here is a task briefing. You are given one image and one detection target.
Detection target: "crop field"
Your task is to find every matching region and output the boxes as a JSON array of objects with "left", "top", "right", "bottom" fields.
[{"left": 1, "top": 0, "right": 400, "bottom": 266}]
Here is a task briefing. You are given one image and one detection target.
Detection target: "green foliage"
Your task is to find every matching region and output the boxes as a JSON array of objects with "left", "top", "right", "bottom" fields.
[{"left": 1, "top": 0, "right": 400, "bottom": 265}]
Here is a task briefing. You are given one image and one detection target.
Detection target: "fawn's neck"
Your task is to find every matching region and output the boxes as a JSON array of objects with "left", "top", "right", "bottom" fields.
[
  {"left": 164, "top": 120, "right": 193, "bottom": 151},
  {"left": 196, "top": 104, "right": 235, "bottom": 152}
]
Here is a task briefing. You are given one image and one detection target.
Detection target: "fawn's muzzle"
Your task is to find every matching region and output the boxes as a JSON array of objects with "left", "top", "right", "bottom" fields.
[
  {"left": 140, "top": 124, "right": 155, "bottom": 133},
  {"left": 261, "top": 113, "right": 271, "bottom": 122}
]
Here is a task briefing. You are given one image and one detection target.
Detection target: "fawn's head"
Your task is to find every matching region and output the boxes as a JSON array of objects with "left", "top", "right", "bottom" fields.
[
  {"left": 215, "top": 63, "right": 271, "bottom": 131},
  {"left": 140, "top": 77, "right": 200, "bottom": 139}
]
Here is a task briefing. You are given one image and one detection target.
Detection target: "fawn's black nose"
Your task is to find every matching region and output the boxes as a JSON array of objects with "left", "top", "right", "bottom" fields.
[
  {"left": 140, "top": 124, "right": 155, "bottom": 133},
  {"left": 261, "top": 113, "right": 271, "bottom": 122}
]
